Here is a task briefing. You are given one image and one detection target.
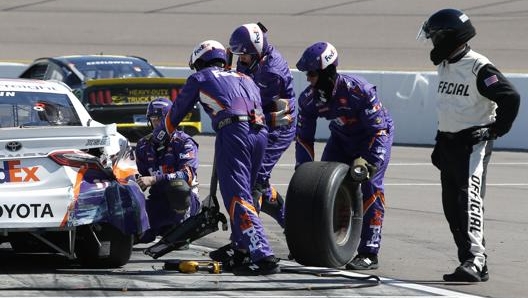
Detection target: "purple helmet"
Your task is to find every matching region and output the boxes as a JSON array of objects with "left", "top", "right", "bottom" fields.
[
  {"left": 146, "top": 97, "right": 172, "bottom": 119},
  {"left": 188, "top": 40, "right": 227, "bottom": 70},
  {"left": 229, "top": 23, "right": 268, "bottom": 57},
  {"left": 296, "top": 42, "right": 338, "bottom": 72}
]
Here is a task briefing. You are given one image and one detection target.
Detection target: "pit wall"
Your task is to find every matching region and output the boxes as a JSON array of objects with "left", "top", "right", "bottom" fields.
[
  {"left": 2, "top": 63, "right": 525, "bottom": 150},
  {"left": 158, "top": 67, "right": 526, "bottom": 150}
]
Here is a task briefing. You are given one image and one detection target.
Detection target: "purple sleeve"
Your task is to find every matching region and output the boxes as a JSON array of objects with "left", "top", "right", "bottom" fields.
[
  {"left": 257, "top": 72, "right": 282, "bottom": 106},
  {"left": 165, "top": 75, "right": 200, "bottom": 134},
  {"left": 134, "top": 137, "right": 151, "bottom": 176},
  {"left": 356, "top": 86, "right": 392, "bottom": 168},
  {"left": 295, "top": 88, "right": 318, "bottom": 166},
  {"left": 155, "top": 135, "right": 199, "bottom": 185}
]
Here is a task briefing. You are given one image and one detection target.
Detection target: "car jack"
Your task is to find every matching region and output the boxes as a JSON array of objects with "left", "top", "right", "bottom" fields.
[{"left": 144, "top": 155, "right": 228, "bottom": 259}]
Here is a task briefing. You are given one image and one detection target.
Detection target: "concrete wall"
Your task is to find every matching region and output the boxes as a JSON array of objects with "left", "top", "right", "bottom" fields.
[
  {"left": 2, "top": 63, "right": 526, "bottom": 150},
  {"left": 157, "top": 66, "right": 526, "bottom": 151}
]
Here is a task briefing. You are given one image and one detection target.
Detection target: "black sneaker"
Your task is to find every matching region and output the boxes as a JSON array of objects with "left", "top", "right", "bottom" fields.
[
  {"left": 480, "top": 264, "right": 489, "bottom": 282},
  {"left": 443, "top": 260, "right": 483, "bottom": 282},
  {"left": 209, "top": 243, "right": 236, "bottom": 263},
  {"left": 209, "top": 243, "right": 249, "bottom": 272},
  {"left": 232, "top": 255, "right": 281, "bottom": 276},
  {"left": 345, "top": 254, "right": 379, "bottom": 270}
]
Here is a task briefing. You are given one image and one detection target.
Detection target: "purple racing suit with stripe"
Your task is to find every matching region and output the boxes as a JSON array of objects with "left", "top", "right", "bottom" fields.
[
  {"left": 236, "top": 44, "right": 296, "bottom": 227},
  {"left": 135, "top": 130, "right": 201, "bottom": 242},
  {"left": 295, "top": 73, "right": 394, "bottom": 256},
  {"left": 164, "top": 66, "right": 275, "bottom": 263}
]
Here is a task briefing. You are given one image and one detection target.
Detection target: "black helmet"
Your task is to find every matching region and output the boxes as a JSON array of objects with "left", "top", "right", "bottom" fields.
[{"left": 418, "top": 8, "right": 476, "bottom": 65}]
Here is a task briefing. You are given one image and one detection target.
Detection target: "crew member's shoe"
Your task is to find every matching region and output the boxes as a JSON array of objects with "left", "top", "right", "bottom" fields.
[
  {"left": 480, "top": 264, "right": 489, "bottom": 282},
  {"left": 443, "top": 260, "right": 486, "bottom": 282},
  {"left": 232, "top": 255, "right": 281, "bottom": 276},
  {"left": 209, "top": 243, "right": 249, "bottom": 272},
  {"left": 345, "top": 254, "right": 379, "bottom": 270},
  {"left": 209, "top": 243, "right": 235, "bottom": 262}
]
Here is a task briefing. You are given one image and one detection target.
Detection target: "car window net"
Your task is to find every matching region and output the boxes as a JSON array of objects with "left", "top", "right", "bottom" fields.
[{"left": 0, "top": 92, "right": 82, "bottom": 127}]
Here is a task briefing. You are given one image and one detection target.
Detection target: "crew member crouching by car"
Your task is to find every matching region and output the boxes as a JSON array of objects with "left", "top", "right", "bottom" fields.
[{"left": 134, "top": 97, "right": 201, "bottom": 243}]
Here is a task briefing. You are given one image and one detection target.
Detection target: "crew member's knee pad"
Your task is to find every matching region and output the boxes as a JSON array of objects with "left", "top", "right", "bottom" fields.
[{"left": 164, "top": 178, "right": 191, "bottom": 213}]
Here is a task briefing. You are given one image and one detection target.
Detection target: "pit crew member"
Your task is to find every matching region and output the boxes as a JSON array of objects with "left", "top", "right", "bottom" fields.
[
  {"left": 228, "top": 22, "right": 296, "bottom": 229},
  {"left": 155, "top": 40, "right": 279, "bottom": 276},
  {"left": 295, "top": 41, "right": 394, "bottom": 270},
  {"left": 134, "top": 97, "right": 201, "bottom": 243}
]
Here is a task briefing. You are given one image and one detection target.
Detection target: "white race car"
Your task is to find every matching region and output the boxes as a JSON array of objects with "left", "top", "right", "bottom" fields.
[{"left": 0, "top": 78, "right": 149, "bottom": 268}]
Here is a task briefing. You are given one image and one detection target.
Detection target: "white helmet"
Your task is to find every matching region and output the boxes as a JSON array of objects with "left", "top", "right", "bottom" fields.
[{"left": 188, "top": 40, "right": 227, "bottom": 71}]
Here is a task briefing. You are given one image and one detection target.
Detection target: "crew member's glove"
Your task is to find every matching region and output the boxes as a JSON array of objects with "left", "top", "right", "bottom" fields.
[
  {"left": 350, "top": 157, "right": 378, "bottom": 182},
  {"left": 471, "top": 127, "right": 498, "bottom": 143},
  {"left": 137, "top": 176, "right": 156, "bottom": 191}
]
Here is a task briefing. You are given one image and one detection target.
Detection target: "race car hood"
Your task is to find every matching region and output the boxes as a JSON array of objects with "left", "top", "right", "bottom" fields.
[{"left": 0, "top": 124, "right": 125, "bottom": 159}]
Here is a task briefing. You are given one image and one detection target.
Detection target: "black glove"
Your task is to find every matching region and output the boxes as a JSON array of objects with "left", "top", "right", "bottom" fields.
[
  {"left": 471, "top": 127, "right": 498, "bottom": 143},
  {"left": 350, "top": 157, "right": 378, "bottom": 182}
]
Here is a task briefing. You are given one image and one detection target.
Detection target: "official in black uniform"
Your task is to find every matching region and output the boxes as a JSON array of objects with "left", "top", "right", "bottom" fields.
[{"left": 417, "top": 8, "right": 520, "bottom": 282}]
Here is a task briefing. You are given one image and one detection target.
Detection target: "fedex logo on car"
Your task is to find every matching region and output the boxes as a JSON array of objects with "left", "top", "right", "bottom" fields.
[{"left": 0, "top": 160, "right": 40, "bottom": 184}]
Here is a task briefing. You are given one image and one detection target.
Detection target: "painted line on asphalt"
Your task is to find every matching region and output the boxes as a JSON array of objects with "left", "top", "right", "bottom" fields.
[
  {"left": 200, "top": 162, "right": 528, "bottom": 167},
  {"left": 199, "top": 183, "right": 528, "bottom": 187}
]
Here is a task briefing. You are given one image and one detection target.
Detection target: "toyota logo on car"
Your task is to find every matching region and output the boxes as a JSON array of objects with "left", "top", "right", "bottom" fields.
[{"left": 5, "top": 141, "right": 22, "bottom": 152}]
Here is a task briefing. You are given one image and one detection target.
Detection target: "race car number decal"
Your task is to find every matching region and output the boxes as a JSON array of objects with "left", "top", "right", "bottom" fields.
[
  {"left": 0, "top": 160, "right": 40, "bottom": 183},
  {"left": 0, "top": 203, "right": 53, "bottom": 218}
]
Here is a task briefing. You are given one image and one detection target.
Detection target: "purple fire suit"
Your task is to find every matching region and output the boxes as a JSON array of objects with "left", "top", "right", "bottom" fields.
[
  {"left": 295, "top": 73, "right": 394, "bottom": 256},
  {"left": 236, "top": 44, "right": 296, "bottom": 227},
  {"left": 164, "top": 66, "right": 274, "bottom": 262},
  {"left": 135, "top": 130, "right": 201, "bottom": 242}
]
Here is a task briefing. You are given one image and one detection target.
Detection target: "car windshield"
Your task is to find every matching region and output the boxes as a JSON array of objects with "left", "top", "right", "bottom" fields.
[
  {"left": 0, "top": 92, "right": 82, "bottom": 127},
  {"left": 70, "top": 58, "right": 162, "bottom": 80}
]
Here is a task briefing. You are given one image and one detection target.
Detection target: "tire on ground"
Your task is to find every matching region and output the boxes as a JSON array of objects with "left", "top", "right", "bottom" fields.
[
  {"left": 75, "top": 223, "right": 134, "bottom": 268},
  {"left": 285, "top": 161, "right": 363, "bottom": 267}
]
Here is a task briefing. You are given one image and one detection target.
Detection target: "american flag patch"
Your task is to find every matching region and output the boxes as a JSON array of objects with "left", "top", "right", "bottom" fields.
[{"left": 484, "top": 75, "right": 499, "bottom": 87}]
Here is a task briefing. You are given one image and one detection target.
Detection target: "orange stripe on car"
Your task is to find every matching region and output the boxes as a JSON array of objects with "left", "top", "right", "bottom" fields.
[
  {"left": 113, "top": 164, "right": 138, "bottom": 184},
  {"left": 60, "top": 166, "right": 88, "bottom": 228}
]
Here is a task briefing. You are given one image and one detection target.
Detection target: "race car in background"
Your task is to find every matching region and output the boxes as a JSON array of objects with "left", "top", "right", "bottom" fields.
[
  {"left": 18, "top": 55, "right": 201, "bottom": 141},
  {"left": 0, "top": 78, "right": 149, "bottom": 268}
]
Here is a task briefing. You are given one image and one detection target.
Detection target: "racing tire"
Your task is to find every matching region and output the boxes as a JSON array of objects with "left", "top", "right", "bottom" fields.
[
  {"left": 75, "top": 223, "right": 134, "bottom": 268},
  {"left": 284, "top": 161, "right": 363, "bottom": 268}
]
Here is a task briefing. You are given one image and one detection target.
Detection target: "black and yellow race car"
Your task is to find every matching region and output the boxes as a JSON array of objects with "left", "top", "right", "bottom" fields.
[{"left": 19, "top": 55, "right": 201, "bottom": 141}]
